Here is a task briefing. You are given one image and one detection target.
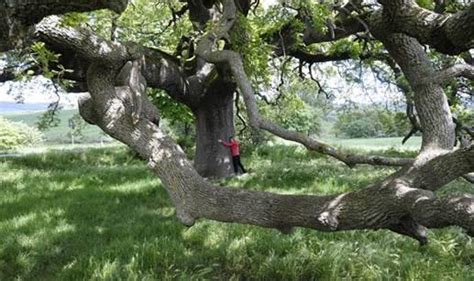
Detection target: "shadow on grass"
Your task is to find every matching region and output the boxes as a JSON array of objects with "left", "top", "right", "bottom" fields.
[
  {"left": 0, "top": 147, "right": 472, "bottom": 280},
  {"left": 1, "top": 148, "right": 187, "bottom": 279}
]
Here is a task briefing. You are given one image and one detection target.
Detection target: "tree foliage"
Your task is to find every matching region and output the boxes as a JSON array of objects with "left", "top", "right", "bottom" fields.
[
  {"left": 335, "top": 108, "right": 410, "bottom": 138},
  {"left": 0, "top": 117, "right": 43, "bottom": 150}
]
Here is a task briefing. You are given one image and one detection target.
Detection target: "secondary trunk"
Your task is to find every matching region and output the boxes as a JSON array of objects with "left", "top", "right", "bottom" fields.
[{"left": 193, "top": 79, "right": 236, "bottom": 178}]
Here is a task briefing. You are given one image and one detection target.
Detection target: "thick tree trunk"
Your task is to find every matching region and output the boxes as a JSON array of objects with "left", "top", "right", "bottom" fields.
[{"left": 193, "top": 80, "right": 236, "bottom": 178}]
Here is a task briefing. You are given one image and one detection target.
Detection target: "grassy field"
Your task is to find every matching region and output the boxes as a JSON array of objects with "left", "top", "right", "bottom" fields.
[
  {"left": 0, "top": 144, "right": 472, "bottom": 280},
  {"left": 324, "top": 136, "right": 421, "bottom": 152},
  {"left": 2, "top": 109, "right": 106, "bottom": 144},
  {"left": 273, "top": 136, "right": 421, "bottom": 153}
]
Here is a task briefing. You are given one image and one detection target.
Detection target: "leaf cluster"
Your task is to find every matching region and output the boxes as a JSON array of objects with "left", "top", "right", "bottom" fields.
[
  {"left": 0, "top": 117, "right": 43, "bottom": 150},
  {"left": 230, "top": 14, "right": 273, "bottom": 88},
  {"left": 30, "top": 42, "right": 74, "bottom": 89},
  {"left": 260, "top": 91, "right": 322, "bottom": 136},
  {"left": 149, "top": 89, "right": 193, "bottom": 126},
  {"left": 68, "top": 113, "right": 87, "bottom": 138}
]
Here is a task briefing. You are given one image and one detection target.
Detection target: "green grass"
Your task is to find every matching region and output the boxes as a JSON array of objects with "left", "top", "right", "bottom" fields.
[
  {"left": 0, "top": 142, "right": 124, "bottom": 156},
  {"left": 0, "top": 145, "right": 472, "bottom": 280},
  {"left": 2, "top": 109, "right": 106, "bottom": 144},
  {"left": 274, "top": 136, "right": 421, "bottom": 153},
  {"left": 323, "top": 136, "right": 422, "bottom": 152}
]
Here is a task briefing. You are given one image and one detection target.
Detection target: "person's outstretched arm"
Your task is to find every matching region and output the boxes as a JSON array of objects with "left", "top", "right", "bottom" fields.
[{"left": 218, "top": 139, "right": 232, "bottom": 147}]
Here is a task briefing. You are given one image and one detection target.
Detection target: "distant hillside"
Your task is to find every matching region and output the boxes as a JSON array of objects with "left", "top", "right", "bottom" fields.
[
  {"left": 1, "top": 108, "right": 109, "bottom": 144},
  {"left": 0, "top": 101, "right": 51, "bottom": 113}
]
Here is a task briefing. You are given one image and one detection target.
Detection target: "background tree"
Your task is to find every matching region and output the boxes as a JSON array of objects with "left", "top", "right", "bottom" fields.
[
  {"left": 0, "top": 0, "right": 473, "bottom": 245},
  {"left": 334, "top": 108, "right": 411, "bottom": 138},
  {"left": 67, "top": 113, "right": 87, "bottom": 145},
  {"left": 0, "top": 117, "right": 43, "bottom": 151}
]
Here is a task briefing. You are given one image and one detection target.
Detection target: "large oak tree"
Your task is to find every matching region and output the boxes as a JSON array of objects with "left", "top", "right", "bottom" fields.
[{"left": 1, "top": 0, "right": 473, "bottom": 245}]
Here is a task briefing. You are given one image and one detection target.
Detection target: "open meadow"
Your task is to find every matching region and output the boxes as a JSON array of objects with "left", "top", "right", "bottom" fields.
[{"left": 1, "top": 144, "right": 472, "bottom": 280}]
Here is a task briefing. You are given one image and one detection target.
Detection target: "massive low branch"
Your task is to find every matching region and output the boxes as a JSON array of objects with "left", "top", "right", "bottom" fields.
[
  {"left": 403, "top": 146, "right": 474, "bottom": 191},
  {"left": 35, "top": 16, "right": 133, "bottom": 65}
]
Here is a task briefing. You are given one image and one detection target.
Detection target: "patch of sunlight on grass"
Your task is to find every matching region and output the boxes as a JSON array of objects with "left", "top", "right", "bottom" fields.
[
  {"left": 67, "top": 178, "right": 87, "bottom": 191},
  {"left": 228, "top": 235, "right": 252, "bottom": 252},
  {"left": 63, "top": 259, "right": 78, "bottom": 271},
  {"left": 16, "top": 252, "right": 35, "bottom": 274},
  {"left": 262, "top": 187, "right": 310, "bottom": 194},
  {"left": 0, "top": 167, "right": 25, "bottom": 182},
  {"left": 54, "top": 219, "right": 76, "bottom": 234},
  {"left": 108, "top": 179, "right": 158, "bottom": 193},
  {"left": 94, "top": 226, "right": 106, "bottom": 234},
  {"left": 1, "top": 213, "right": 38, "bottom": 230},
  {"left": 42, "top": 208, "right": 65, "bottom": 218},
  {"left": 11, "top": 211, "right": 73, "bottom": 250},
  {"left": 310, "top": 178, "right": 351, "bottom": 195},
  {"left": 136, "top": 206, "right": 175, "bottom": 217},
  {"left": 90, "top": 259, "right": 121, "bottom": 281},
  {"left": 188, "top": 223, "right": 229, "bottom": 249}
]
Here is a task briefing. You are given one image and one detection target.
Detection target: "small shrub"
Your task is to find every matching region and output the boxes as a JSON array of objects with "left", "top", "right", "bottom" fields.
[{"left": 0, "top": 117, "right": 43, "bottom": 150}]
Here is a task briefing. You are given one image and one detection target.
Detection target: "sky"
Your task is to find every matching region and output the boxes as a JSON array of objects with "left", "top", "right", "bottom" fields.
[{"left": 0, "top": 76, "right": 78, "bottom": 107}]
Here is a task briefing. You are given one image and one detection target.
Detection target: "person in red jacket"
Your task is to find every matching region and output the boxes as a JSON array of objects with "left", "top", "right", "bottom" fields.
[{"left": 218, "top": 136, "right": 247, "bottom": 174}]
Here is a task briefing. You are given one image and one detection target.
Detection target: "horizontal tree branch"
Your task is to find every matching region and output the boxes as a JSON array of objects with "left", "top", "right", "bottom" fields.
[
  {"left": 377, "top": 1, "right": 474, "bottom": 55},
  {"left": 304, "top": 1, "right": 474, "bottom": 56},
  {"left": 35, "top": 16, "right": 133, "bottom": 65},
  {"left": 8, "top": 0, "right": 128, "bottom": 25},
  {"left": 411, "top": 193, "right": 474, "bottom": 237},
  {"left": 429, "top": 64, "right": 474, "bottom": 86},
  {"left": 404, "top": 146, "right": 474, "bottom": 191}
]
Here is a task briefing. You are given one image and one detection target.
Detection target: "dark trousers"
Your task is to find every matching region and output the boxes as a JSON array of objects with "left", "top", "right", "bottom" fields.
[{"left": 232, "top": 155, "right": 246, "bottom": 174}]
